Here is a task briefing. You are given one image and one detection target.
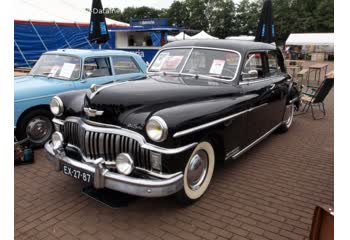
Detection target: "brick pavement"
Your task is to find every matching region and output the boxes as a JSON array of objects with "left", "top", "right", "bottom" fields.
[{"left": 15, "top": 91, "right": 334, "bottom": 240}]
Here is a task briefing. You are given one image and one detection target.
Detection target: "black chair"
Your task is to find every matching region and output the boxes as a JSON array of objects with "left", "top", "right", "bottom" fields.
[{"left": 300, "top": 77, "right": 334, "bottom": 120}]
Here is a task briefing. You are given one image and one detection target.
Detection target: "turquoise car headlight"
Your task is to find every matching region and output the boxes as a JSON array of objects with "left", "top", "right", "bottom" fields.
[{"left": 50, "top": 96, "right": 64, "bottom": 116}]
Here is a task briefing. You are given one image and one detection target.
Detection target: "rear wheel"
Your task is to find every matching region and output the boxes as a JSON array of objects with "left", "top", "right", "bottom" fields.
[
  {"left": 16, "top": 109, "right": 53, "bottom": 148},
  {"left": 176, "top": 141, "right": 215, "bottom": 205},
  {"left": 278, "top": 104, "right": 294, "bottom": 133}
]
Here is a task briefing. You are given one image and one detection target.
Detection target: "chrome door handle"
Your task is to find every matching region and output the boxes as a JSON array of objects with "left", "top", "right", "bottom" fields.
[
  {"left": 80, "top": 80, "right": 87, "bottom": 83},
  {"left": 269, "top": 84, "right": 276, "bottom": 90}
]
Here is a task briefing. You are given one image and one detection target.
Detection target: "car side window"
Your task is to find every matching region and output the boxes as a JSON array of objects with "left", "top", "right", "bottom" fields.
[
  {"left": 111, "top": 56, "right": 141, "bottom": 75},
  {"left": 267, "top": 51, "right": 282, "bottom": 75},
  {"left": 243, "top": 52, "right": 266, "bottom": 79},
  {"left": 83, "top": 57, "right": 112, "bottom": 79}
]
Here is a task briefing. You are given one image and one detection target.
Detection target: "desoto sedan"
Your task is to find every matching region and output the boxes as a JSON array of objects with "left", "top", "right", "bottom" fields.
[{"left": 45, "top": 40, "right": 300, "bottom": 204}]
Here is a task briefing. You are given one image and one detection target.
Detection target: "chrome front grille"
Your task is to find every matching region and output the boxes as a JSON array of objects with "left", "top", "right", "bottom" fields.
[{"left": 64, "top": 121, "right": 151, "bottom": 170}]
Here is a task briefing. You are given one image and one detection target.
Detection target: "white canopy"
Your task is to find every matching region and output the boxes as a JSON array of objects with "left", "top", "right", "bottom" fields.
[
  {"left": 226, "top": 36, "right": 255, "bottom": 41},
  {"left": 14, "top": 0, "right": 129, "bottom": 27},
  {"left": 168, "top": 32, "right": 192, "bottom": 42},
  {"left": 286, "top": 33, "right": 334, "bottom": 46},
  {"left": 191, "top": 31, "right": 218, "bottom": 40}
]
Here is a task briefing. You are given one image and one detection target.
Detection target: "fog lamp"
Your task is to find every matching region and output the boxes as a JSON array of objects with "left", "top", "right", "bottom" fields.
[
  {"left": 116, "top": 153, "right": 134, "bottom": 175},
  {"left": 150, "top": 152, "right": 162, "bottom": 171},
  {"left": 52, "top": 132, "right": 64, "bottom": 150}
]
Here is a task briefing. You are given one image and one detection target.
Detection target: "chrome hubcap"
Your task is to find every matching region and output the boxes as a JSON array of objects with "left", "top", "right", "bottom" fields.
[
  {"left": 187, "top": 150, "right": 208, "bottom": 190},
  {"left": 26, "top": 118, "right": 51, "bottom": 142}
]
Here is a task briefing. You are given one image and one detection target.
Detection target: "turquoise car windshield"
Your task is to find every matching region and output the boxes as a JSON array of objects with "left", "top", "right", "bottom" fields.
[{"left": 30, "top": 54, "right": 81, "bottom": 80}]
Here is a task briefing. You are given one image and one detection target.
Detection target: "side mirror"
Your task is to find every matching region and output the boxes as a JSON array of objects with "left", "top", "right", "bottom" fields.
[{"left": 242, "top": 70, "right": 258, "bottom": 81}]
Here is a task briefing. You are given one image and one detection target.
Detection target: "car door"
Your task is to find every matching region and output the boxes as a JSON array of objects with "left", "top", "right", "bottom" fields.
[
  {"left": 76, "top": 56, "right": 114, "bottom": 89},
  {"left": 240, "top": 51, "right": 279, "bottom": 144},
  {"left": 265, "top": 50, "right": 291, "bottom": 125},
  {"left": 111, "top": 55, "right": 145, "bottom": 81}
]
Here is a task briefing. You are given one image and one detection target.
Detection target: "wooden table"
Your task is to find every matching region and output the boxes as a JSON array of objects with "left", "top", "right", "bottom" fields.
[{"left": 307, "top": 63, "right": 329, "bottom": 85}]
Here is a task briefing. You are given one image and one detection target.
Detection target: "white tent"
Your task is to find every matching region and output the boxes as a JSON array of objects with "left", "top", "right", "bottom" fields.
[
  {"left": 191, "top": 31, "right": 218, "bottom": 40},
  {"left": 167, "top": 32, "right": 192, "bottom": 42},
  {"left": 286, "top": 33, "right": 334, "bottom": 46},
  {"left": 226, "top": 36, "right": 255, "bottom": 41},
  {"left": 175, "top": 32, "right": 192, "bottom": 40},
  {"left": 14, "top": 0, "right": 129, "bottom": 27}
]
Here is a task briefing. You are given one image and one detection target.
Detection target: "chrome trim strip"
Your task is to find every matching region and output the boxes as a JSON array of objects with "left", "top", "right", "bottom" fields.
[
  {"left": 147, "top": 46, "right": 242, "bottom": 82},
  {"left": 173, "top": 103, "right": 268, "bottom": 138},
  {"left": 53, "top": 118, "right": 64, "bottom": 126},
  {"left": 225, "top": 122, "right": 282, "bottom": 160},
  {"left": 89, "top": 81, "right": 129, "bottom": 99},
  {"left": 173, "top": 109, "right": 249, "bottom": 138},
  {"left": 63, "top": 117, "right": 197, "bottom": 155},
  {"left": 248, "top": 103, "right": 268, "bottom": 112},
  {"left": 289, "top": 97, "right": 299, "bottom": 104}
]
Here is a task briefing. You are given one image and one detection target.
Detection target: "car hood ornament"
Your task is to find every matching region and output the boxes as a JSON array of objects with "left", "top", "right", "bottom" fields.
[{"left": 84, "top": 107, "right": 104, "bottom": 117}]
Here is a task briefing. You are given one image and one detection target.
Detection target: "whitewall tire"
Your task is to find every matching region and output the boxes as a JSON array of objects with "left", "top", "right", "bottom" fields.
[{"left": 176, "top": 141, "right": 215, "bottom": 204}]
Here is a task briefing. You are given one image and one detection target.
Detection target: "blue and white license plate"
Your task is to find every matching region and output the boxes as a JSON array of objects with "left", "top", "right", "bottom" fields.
[{"left": 62, "top": 164, "right": 93, "bottom": 184}]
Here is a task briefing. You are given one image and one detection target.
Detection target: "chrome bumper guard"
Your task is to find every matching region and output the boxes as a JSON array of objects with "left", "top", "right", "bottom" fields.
[{"left": 45, "top": 141, "right": 184, "bottom": 197}]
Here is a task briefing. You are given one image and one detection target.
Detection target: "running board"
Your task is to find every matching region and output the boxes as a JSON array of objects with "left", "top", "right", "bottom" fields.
[{"left": 225, "top": 123, "right": 282, "bottom": 161}]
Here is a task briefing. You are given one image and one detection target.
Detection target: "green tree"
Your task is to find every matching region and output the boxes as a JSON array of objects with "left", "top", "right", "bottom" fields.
[
  {"left": 205, "top": 0, "right": 237, "bottom": 38},
  {"left": 167, "top": 1, "right": 188, "bottom": 26}
]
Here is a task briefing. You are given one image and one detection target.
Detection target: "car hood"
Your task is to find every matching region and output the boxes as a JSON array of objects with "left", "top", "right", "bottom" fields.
[
  {"left": 15, "top": 75, "right": 75, "bottom": 102},
  {"left": 86, "top": 75, "right": 240, "bottom": 127}
]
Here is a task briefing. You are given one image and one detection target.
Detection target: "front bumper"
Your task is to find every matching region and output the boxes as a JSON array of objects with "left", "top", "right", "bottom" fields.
[{"left": 45, "top": 141, "right": 184, "bottom": 197}]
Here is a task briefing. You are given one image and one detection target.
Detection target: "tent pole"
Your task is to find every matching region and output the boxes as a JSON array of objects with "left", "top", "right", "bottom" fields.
[
  {"left": 54, "top": 22, "right": 71, "bottom": 48},
  {"left": 75, "top": 23, "right": 94, "bottom": 49},
  {"left": 14, "top": 40, "right": 30, "bottom": 68},
  {"left": 29, "top": 20, "right": 48, "bottom": 51}
]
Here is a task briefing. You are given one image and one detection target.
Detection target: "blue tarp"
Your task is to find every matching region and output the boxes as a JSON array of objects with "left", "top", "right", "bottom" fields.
[{"left": 14, "top": 23, "right": 116, "bottom": 67}]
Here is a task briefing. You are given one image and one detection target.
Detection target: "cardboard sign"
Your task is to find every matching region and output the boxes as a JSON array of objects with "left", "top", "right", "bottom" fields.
[
  {"left": 59, "top": 63, "right": 76, "bottom": 79},
  {"left": 209, "top": 59, "right": 226, "bottom": 75}
]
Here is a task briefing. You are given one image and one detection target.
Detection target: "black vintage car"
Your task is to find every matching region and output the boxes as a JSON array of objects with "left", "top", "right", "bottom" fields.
[{"left": 45, "top": 40, "right": 300, "bottom": 204}]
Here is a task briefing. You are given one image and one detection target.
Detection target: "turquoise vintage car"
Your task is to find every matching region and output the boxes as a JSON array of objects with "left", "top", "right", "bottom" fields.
[{"left": 15, "top": 49, "right": 147, "bottom": 146}]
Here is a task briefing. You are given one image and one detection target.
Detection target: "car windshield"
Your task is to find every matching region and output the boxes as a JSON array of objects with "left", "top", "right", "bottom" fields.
[
  {"left": 30, "top": 54, "right": 81, "bottom": 80},
  {"left": 148, "top": 48, "right": 240, "bottom": 80}
]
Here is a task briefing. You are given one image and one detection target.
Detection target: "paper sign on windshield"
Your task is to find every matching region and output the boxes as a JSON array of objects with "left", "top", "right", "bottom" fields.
[
  {"left": 152, "top": 52, "right": 169, "bottom": 71},
  {"left": 161, "top": 56, "right": 183, "bottom": 70},
  {"left": 59, "top": 63, "right": 76, "bottom": 78},
  {"left": 209, "top": 60, "right": 226, "bottom": 75},
  {"left": 48, "top": 66, "right": 59, "bottom": 77}
]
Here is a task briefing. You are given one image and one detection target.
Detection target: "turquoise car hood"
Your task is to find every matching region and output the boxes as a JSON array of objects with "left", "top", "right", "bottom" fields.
[{"left": 15, "top": 75, "right": 76, "bottom": 102}]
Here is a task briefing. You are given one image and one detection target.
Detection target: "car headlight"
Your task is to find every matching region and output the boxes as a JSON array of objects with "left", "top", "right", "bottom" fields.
[
  {"left": 116, "top": 153, "right": 134, "bottom": 175},
  {"left": 146, "top": 116, "right": 168, "bottom": 142},
  {"left": 50, "top": 96, "right": 64, "bottom": 116}
]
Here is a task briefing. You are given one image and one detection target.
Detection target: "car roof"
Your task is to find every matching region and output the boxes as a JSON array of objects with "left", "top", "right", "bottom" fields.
[
  {"left": 44, "top": 49, "right": 140, "bottom": 58},
  {"left": 163, "top": 39, "right": 277, "bottom": 55}
]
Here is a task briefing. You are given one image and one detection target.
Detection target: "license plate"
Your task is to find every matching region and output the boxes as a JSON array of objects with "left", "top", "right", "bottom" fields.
[{"left": 62, "top": 164, "right": 93, "bottom": 184}]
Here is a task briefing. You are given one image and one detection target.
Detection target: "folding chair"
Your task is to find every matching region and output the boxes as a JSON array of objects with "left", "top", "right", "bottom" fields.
[{"left": 300, "top": 77, "right": 334, "bottom": 120}]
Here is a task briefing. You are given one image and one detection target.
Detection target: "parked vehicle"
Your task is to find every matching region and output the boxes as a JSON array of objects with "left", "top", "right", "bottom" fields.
[
  {"left": 15, "top": 49, "right": 147, "bottom": 146},
  {"left": 45, "top": 40, "right": 300, "bottom": 204}
]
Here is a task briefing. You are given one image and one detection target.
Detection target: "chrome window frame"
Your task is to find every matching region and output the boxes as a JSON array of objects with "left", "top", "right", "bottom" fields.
[
  {"left": 82, "top": 56, "right": 113, "bottom": 79},
  {"left": 111, "top": 55, "right": 142, "bottom": 76},
  {"left": 147, "top": 46, "right": 242, "bottom": 82},
  {"left": 239, "top": 50, "right": 270, "bottom": 86}
]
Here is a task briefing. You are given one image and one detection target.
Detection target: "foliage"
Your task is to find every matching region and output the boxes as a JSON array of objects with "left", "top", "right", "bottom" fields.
[{"left": 104, "top": 0, "right": 334, "bottom": 44}]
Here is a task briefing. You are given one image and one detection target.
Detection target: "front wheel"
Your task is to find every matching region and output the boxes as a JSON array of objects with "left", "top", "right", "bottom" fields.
[
  {"left": 16, "top": 109, "right": 54, "bottom": 148},
  {"left": 176, "top": 141, "right": 215, "bottom": 205},
  {"left": 278, "top": 104, "right": 294, "bottom": 133}
]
